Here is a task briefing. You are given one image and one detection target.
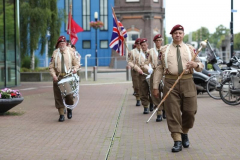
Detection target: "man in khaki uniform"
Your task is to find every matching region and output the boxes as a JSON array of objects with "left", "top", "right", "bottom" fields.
[
  {"left": 134, "top": 38, "right": 153, "bottom": 114},
  {"left": 143, "top": 34, "right": 166, "bottom": 122},
  {"left": 49, "top": 36, "right": 80, "bottom": 122},
  {"left": 128, "top": 38, "right": 142, "bottom": 106},
  {"left": 154, "top": 25, "right": 204, "bottom": 152}
]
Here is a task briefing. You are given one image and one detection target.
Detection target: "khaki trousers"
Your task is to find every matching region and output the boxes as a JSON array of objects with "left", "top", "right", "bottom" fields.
[
  {"left": 138, "top": 74, "right": 150, "bottom": 107},
  {"left": 163, "top": 77, "right": 197, "bottom": 134},
  {"left": 131, "top": 69, "right": 140, "bottom": 99},
  {"left": 53, "top": 77, "right": 74, "bottom": 114}
]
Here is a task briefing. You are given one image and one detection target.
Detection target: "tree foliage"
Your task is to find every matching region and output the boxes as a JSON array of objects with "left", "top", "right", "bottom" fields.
[
  {"left": 184, "top": 27, "right": 210, "bottom": 43},
  {"left": 20, "top": 0, "right": 63, "bottom": 69},
  {"left": 234, "top": 33, "right": 240, "bottom": 50}
]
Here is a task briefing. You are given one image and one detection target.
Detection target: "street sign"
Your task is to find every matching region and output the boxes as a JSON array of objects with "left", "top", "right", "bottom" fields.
[{"left": 231, "top": 9, "right": 237, "bottom": 12}]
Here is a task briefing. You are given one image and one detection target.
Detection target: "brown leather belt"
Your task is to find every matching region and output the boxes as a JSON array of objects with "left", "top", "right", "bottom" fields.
[{"left": 165, "top": 74, "right": 193, "bottom": 80}]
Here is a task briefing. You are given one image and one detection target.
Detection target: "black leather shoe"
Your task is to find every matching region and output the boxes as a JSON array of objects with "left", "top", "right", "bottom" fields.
[
  {"left": 67, "top": 109, "right": 72, "bottom": 119},
  {"left": 162, "top": 110, "right": 166, "bottom": 119},
  {"left": 172, "top": 141, "right": 182, "bottom": 152},
  {"left": 181, "top": 134, "right": 190, "bottom": 148},
  {"left": 136, "top": 100, "right": 141, "bottom": 106},
  {"left": 143, "top": 108, "right": 149, "bottom": 114},
  {"left": 58, "top": 115, "right": 65, "bottom": 122},
  {"left": 156, "top": 115, "right": 162, "bottom": 122},
  {"left": 149, "top": 103, "right": 154, "bottom": 112}
]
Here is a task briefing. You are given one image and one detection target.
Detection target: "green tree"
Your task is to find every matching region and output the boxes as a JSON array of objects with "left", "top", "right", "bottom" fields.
[
  {"left": 234, "top": 33, "right": 240, "bottom": 50},
  {"left": 20, "top": 0, "right": 63, "bottom": 70},
  {"left": 184, "top": 27, "right": 210, "bottom": 44},
  {"left": 209, "top": 25, "right": 229, "bottom": 48}
]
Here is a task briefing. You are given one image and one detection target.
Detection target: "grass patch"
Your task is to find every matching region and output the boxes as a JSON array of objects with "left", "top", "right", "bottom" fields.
[{"left": 0, "top": 111, "right": 25, "bottom": 116}]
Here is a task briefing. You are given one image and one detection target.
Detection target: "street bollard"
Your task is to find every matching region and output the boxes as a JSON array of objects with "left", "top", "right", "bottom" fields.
[
  {"left": 93, "top": 66, "right": 97, "bottom": 81},
  {"left": 126, "top": 65, "right": 131, "bottom": 81}
]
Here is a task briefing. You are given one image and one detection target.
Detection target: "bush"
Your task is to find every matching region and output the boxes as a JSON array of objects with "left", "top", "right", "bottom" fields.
[{"left": 21, "top": 56, "right": 39, "bottom": 69}]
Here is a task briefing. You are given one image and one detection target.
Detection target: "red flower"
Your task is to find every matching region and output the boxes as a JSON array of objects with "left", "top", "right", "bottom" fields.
[{"left": 11, "top": 93, "right": 17, "bottom": 97}]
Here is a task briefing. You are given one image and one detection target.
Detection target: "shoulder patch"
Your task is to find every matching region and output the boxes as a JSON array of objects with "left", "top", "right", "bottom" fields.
[
  {"left": 50, "top": 57, "right": 53, "bottom": 62},
  {"left": 194, "top": 49, "right": 197, "bottom": 54},
  {"left": 128, "top": 52, "right": 131, "bottom": 58}
]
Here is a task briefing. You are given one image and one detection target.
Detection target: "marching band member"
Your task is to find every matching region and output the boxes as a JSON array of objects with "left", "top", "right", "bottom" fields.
[
  {"left": 144, "top": 34, "right": 166, "bottom": 122},
  {"left": 134, "top": 38, "right": 153, "bottom": 114},
  {"left": 128, "top": 38, "right": 142, "bottom": 106},
  {"left": 49, "top": 36, "right": 79, "bottom": 122},
  {"left": 154, "top": 25, "right": 204, "bottom": 152}
]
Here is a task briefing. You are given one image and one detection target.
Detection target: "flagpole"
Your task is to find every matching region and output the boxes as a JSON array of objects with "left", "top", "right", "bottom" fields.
[
  {"left": 111, "top": 7, "right": 130, "bottom": 61},
  {"left": 69, "top": 4, "right": 72, "bottom": 44}
]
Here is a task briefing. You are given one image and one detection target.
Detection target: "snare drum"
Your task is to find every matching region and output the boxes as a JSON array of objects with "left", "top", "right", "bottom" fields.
[{"left": 58, "top": 76, "right": 78, "bottom": 97}]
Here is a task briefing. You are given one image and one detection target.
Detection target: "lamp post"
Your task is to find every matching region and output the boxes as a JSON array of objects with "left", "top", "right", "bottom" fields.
[
  {"left": 230, "top": 0, "right": 234, "bottom": 57},
  {"left": 94, "top": 12, "right": 98, "bottom": 67}
]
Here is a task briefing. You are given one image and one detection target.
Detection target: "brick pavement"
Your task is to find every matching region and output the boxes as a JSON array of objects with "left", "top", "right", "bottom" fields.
[{"left": 1, "top": 72, "right": 240, "bottom": 160}]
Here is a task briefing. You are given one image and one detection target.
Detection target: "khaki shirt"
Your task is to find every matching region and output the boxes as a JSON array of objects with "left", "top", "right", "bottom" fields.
[
  {"left": 128, "top": 48, "right": 141, "bottom": 68},
  {"left": 49, "top": 47, "right": 80, "bottom": 77},
  {"left": 133, "top": 49, "right": 149, "bottom": 73},
  {"left": 153, "top": 42, "right": 204, "bottom": 88},
  {"left": 144, "top": 47, "right": 162, "bottom": 70}
]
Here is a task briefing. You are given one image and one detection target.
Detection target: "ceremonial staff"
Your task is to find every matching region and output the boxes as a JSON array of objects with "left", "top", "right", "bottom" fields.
[{"left": 146, "top": 40, "right": 208, "bottom": 123}]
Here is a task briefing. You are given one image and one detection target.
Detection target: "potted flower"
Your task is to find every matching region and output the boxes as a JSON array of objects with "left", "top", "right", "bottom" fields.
[
  {"left": 0, "top": 88, "right": 24, "bottom": 114},
  {"left": 90, "top": 21, "right": 104, "bottom": 29}
]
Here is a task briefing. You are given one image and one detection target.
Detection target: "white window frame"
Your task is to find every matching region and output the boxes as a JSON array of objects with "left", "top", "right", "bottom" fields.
[
  {"left": 126, "top": 31, "right": 140, "bottom": 51},
  {"left": 126, "top": 0, "right": 140, "bottom": 2}
]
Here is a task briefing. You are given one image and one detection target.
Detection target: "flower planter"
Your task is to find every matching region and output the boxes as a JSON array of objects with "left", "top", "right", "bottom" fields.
[{"left": 0, "top": 97, "right": 24, "bottom": 113}]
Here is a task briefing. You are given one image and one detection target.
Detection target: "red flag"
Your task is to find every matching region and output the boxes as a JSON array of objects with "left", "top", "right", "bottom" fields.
[{"left": 67, "top": 12, "right": 84, "bottom": 45}]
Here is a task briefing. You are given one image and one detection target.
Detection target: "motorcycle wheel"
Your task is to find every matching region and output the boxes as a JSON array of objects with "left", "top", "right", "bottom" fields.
[
  {"left": 219, "top": 78, "right": 240, "bottom": 105},
  {"left": 206, "top": 76, "right": 221, "bottom": 100}
]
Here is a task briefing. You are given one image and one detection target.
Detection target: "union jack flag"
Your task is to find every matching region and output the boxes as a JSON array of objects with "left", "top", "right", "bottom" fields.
[{"left": 109, "top": 14, "right": 127, "bottom": 56}]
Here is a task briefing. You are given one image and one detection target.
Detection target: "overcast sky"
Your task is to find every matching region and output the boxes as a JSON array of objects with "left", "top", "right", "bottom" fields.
[{"left": 164, "top": 0, "right": 240, "bottom": 37}]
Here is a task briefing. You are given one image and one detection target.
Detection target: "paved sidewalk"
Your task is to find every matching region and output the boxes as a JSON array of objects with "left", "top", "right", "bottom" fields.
[{"left": 1, "top": 73, "right": 240, "bottom": 160}]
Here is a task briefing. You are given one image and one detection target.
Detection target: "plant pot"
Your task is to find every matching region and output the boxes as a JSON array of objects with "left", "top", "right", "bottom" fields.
[{"left": 0, "top": 97, "right": 24, "bottom": 113}]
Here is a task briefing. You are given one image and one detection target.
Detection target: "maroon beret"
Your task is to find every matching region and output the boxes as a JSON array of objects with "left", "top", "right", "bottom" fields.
[
  {"left": 135, "top": 38, "right": 141, "bottom": 44},
  {"left": 55, "top": 36, "right": 67, "bottom": 49},
  {"left": 140, "top": 38, "right": 147, "bottom": 44},
  {"left": 153, "top": 34, "right": 162, "bottom": 41},
  {"left": 170, "top": 24, "right": 184, "bottom": 34}
]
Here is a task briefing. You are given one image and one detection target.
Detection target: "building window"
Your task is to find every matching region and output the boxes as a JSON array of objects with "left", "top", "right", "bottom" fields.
[
  {"left": 100, "top": 0, "right": 108, "bottom": 30},
  {"left": 65, "top": 0, "right": 72, "bottom": 31},
  {"left": 100, "top": 40, "right": 108, "bottom": 49},
  {"left": 83, "top": 40, "right": 91, "bottom": 49},
  {"left": 153, "top": 0, "right": 159, "bottom": 2},
  {"left": 82, "top": 0, "right": 90, "bottom": 31},
  {"left": 126, "top": 31, "right": 140, "bottom": 50},
  {"left": 126, "top": 0, "right": 140, "bottom": 2}
]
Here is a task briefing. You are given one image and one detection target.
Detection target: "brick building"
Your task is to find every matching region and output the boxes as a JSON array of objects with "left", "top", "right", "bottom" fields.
[{"left": 114, "top": 0, "right": 165, "bottom": 49}]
